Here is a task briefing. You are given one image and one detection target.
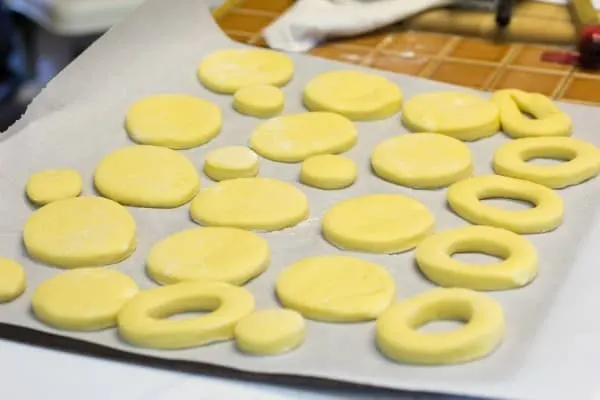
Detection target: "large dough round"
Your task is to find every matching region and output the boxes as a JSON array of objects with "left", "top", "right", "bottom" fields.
[
  {"left": 234, "top": 309, "right": 305, "bottom": 355},
  {"left": 233, "top": 85, "right": 284, "bottom": 118},
  {"left": 26, "top": 168, "right": 83, "bottom": 205},
  {"left": 0, "top": 258, "right": 25, "bottom": 303},
  {"left": 300, "top": 154, "right": 357, "bottom": 189},
  {"left": 203, "top": 146, "right": 259, "bottom": 181}
]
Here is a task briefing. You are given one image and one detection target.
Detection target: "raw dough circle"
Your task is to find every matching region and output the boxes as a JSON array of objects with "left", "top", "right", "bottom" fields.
[
  {"left": 402, "top": 92, "right": 500, "bottom": 141},
  {"left": 415, "top": 226, "right": 538, "bottom": 291},
  {"left": 26, "top": 168, "right": 83, "bottom": 205},
  {"left": 233, "top": 85, "right": 284, "bottom": 118},
  {"left": 371, "top": 133, "right": 473, "bottom": 188},
  {"left": 275, "top": 255, "right": 395, "bottom": 322},
  {"left": 234, "top": 309, "right": 305, "bottom": 355},
  {"left": 23, "top": 196, "right": 137, "bottom": 268},
  {"left": 376, "top": 288, "right": 505, "bottom": 365},
  {"left": 190, "top": 177, "right": 309, "bottom": 231},
  {"left": 125, "top": 94, "right": 222, "bottom": 149},
  {"left": 118, "top": 281, "right": 255, "bottom": 349},
  {"left": 303, "top": 70, "right": 402, "bottom": 121},
  {"left": 32, "top": 268, "right": 139, "bottom": 331},
  {"left": 322, "top": 194, "right": 435, "bottom": 253},
  {"left": 0, "top": 258, "right": 25, "bottom": 302},
  {"left": 300, "top": 154, "right": 357, "bottom": 189},
  {"left": 493, "top": 136, "right": 600, "bottom": 189},
  {"left": 94, "top": 145, "right": 200, "bottom": 208},
  {"left": 197, "top": 48, "right": 294, "bottom": 94},
  {"left": 249, "top": 112, "right": 357, "bottom": 162},
  {"left": 203, "top": 146, "right": 259, "bottom": 181},
  {"left": 447, "top": 175, "right": 564, "bottom": 234},
  {"left": 146, "top": 227, "right": 270, "bottom": 285}
]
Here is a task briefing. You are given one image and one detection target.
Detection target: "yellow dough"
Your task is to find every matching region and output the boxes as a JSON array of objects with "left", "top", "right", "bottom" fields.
[
  {"left": 402, "top": 92, "right": 500, "bottom": 141},
  {"left": 322, "top": 194, "right": 435, "bottom": 253},
  {"left": 190, "top": 177, "right": 309, "bottom": 231},
  {"left": 234, "top": 309, "right": 305, "bottom": 355},
  {"left": 303, "top": 70, "right": 402, "bottom": 121},
  {"left": 371, "top": 133, "right": 473, "bottom": 188},
  {"left": 275, "top": 255, "right": 395, "bottom": 322},
  {"left": 203, "top": 146, "right": 259, "bottom": 181},
  {"left": 23, "top": 196, "right": 136, "bottom": 268},
  {"left": 125, "top": 94, "right": 222, "bottom": 149},
  {"left": 233, "top": 85, "right": 284, "bottom": 118},
  {"left": 32, "top": 268, "right": 139, "bottom": 331},
  {"left": 300, "top": 154, "right": 357, "bottom": 189},
  {"left": 0, "top": 258, "right": 25, "bottom": 302},
  {"left": 118, "top": 281, "right": 255, "bottom": 349},
  {"left": 447, "top": 175, "right": 564, "bottom": 234},
  {"left": 493, "top": 137, "right": 600, "bottom": 189},
  {"left": 146, "top": 227, "right": 270, "bottom": 286},
  {"left": 249, "top": 112, "right": 357, "bottom": 162},
  {"left": 197, "top": 48, "right": 294, "bottom": 94},
  {"left": 26, "top": 168, "right": 83, "bottom": 205},
  {"left": 94, "top": 145, "right": 200, "bottom": 208},
  {"left": 376, "top": 288, "right": 505, "bottom": 365},
  {"left": 415, "top": 226, "right": 538, "bottom": 291},
  {"left": 491, "top": 89, "right": 572, "bottom": 138}
]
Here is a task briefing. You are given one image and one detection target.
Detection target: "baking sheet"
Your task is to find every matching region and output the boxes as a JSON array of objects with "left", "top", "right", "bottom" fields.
[{"left": 2, "top": 1, "right": 600, "bottom": 399}]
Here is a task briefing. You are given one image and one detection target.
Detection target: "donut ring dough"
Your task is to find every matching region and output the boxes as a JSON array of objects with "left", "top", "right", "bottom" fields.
[
  {"left": 322, "top": 194, "right": 435, "bottom": 253},
  {"left": 493, "top": 137, "right": 600, "bottom": 189},
  {"left": 447, "top": 175, "right": 564, "bottom": 234},
  {"left": 32, "top": 268, "right": 139, "bottom": 331},
  {"left": 376, "top": 288, "right": 505, "bottom": 365},
  {"left": 415, "top": 226, "right": 538, "bottom": 291},
  {"left": 118, "top": 281, "right": 255, "bottom": 349},
  {"left": 303, "top": 70, "right": 402, "bottom": 121},
  {"left": 402, "top": 92, "right": 500, "bottom": 141},
  {"left": 125, "top": 94, "right": 222, "bottom": 149},
  {"left": 190, "top": 177, "right": 309, "bottom": 231},
  {"left": 275, "top": 255, "right": 395, "bottom": 322},
  {"left": 26, "top": 168, "right": 83, "bottom": 205},
  {"left": 300, "top": 154, "right": 357, "bottom": 189},
  {"left": 146, "top": 227, "right": 270, "bottom": 285},
  {"left": 23, "top": 196, "right": 137, "bottom": 268},
  {"left": 203, "top": 146, "right": 259, "bottom": 181},
  {"left": 234, "top": 309, "right": 305, "bottom": 355},
  {"left": 249, "top": 112, "right": 357, "bottom": 163},
  {"left": 233, "top": 85, "right": 284, "bottom": 118},
  {"left": 371, "top": 133, "right": 473, "bottom": 188},
  {"left": 197, "top": 48, "right": 294, "bottom": 94},
  {"left": 94, "top": 145, "right": 200, "bottom": 208},
  {"left": 0, "top": 258, "right": 25, "bottom": 302}
]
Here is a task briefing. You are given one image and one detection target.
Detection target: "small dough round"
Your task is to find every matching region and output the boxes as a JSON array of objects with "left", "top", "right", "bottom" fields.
[
  {"left": 32, "top": 268, "right": 139, "bottom": 331},
  {"left": 203, "top": 146, "right": 259, "bottom": 181},
  {"left": 303, "top": 70, "right": 402, "bottom": 121},
  {"left": 118, "top": 281, "right": 255, "bottom": 349},
  {"left": 23, "top": 196, "right": 137, "bottom": 268},
  {"left": 415, "top": 226, "right": 538, "bottom": 291},
  {"left": 94, "top": 145, "right": 200, "bottom": 208},
  {"left": 371, "top": 133, "right": 473, "bottom": 188},
  {"left": 447, "top": 175, "right": 564, "bottom": 234},
  {"left": 250, "top": 112, "right": 357, "bottom": 163},
  {"left": 322, "top": 194, "right": 435, "bottom": 253},
  {"left": 493, "top": 136, "right": 600, "bottom": 189},
  {"left": 402, "top": 92, "right": 500, "bottom": 141},
  {"left": 234, "top": 309, "right": 305, "bottom": 355},
  {"left": 0, "top": 258, "right": 25, "bottom": 302},
  {"left": 190, "top": 177, "right": 309, "bottom": 231},
  {"left": 26, "top": 168, "right": 82, "bottom": 205},
  {"left": 376, "top": 288, "right": 505, "bottom": 365},
  {"left": 276, "top": 255, "right": 395, "bottom": 322},
  {"left": 146, "top": 227, "right": 270, "bottom": 285},
  {"left": 233, "top": 85, "right": 284, "bottom": 118},
  {"left": 300, "top": 154, "right": 357, "bottom": 189},
  {"left": 197, "top": 48, "right": 294, "bottom": 94},
  {"left": 125, "top": 94, "right": 222, "bottom": 149}
]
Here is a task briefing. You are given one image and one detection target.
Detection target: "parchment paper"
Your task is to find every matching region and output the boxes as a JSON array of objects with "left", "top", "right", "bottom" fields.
[{"left": 2, "top": 1, "right": 600, "bottom": 400}]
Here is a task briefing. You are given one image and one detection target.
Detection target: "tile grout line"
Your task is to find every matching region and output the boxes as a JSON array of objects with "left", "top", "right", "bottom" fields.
[
  {"left": 419, "top": 36, "right": 461, "bottom": 78},
  {"left": 484, "top": 44, "right": 523, "bottom": 91},
  {"left": 553, "top": 67, "right": 576, "bottom": 99},
  {"left": 358, "top": 34, "right": 396, "bottom": 66}
]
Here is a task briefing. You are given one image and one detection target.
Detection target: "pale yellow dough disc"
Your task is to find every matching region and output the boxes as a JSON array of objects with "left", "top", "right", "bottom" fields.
[
  {"left": 0, "top": 258, "right": 25, "bottom": 303},
  {"left": 23, "top": 196, "right": 136, "bottom": 268},
  {"left": 275, "top": 255, "right": 395, "bottom": 322},
  {"left": 32, "top": 268, "right": 139, "bottom": 331},
  {"left": 303, "top": 70, "right": 402, "bottom": 121},
  {"left": 125, "top": 94, "right": 222, "bottom": 149},
  {"left": 203, "top": 146, "right": 259, "bottom": 181},
  {"left": 94, "top": 145, "right": 200, "bottom": 208},
  {"left": 300, "top": 154, "right": 357, "bottom": 189},
  {"left": 249, "top": 112, "right": 357, "bottom": 162},
  {"left": 234, "top": 309, "right": 305, "bottom": 355},
  {"left": 233, "top": 85, "right": 284, "bottom": 118},
  {"left": 146, "top": 227, "right": 270, "bottom": 285},
  {"left": 26, "top": 168, "right": 82, "bottom": 205}
]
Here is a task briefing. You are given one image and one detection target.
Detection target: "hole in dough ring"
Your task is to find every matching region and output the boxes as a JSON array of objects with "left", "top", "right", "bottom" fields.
[
  {"left": 415, "top": 226, "right": 538, "bottom": 291},
  {"left": 447, "top": 175, "right": 564, "bottom": 234},
  {"left": 376, "top": 288, "right": 505, "bottom": 365},
  {"left": 118, "top": 281, "right": 255, "bottom": 350},
  {"left": 493, "top": 137, "right": 600, "bottom": 189}
]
